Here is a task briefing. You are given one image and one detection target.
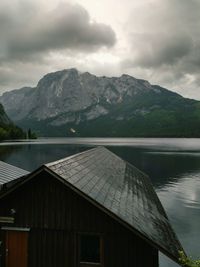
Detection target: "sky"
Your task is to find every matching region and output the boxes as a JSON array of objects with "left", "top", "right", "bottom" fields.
[{"left": 1, "top": 0, "right": 200, "bottom": 99}]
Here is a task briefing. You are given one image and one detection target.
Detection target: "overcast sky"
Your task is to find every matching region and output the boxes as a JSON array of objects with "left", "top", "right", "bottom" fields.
[{"left": 1, "top": 0, "right": 200, "bottom": 99}]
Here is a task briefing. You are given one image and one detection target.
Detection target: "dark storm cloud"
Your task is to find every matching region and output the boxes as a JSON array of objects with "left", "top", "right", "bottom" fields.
[
  {"left": 0, "top": 1, "right": 116, "bottom": 62},
  {"left": 120, "top": 0, "right": 200, "bottom": 98},
  {"left": 126, "top": 33, "right": 192, "bottom": 68},
  {"left": 123, "top": 1, "right": 200, "bottom": 77}
]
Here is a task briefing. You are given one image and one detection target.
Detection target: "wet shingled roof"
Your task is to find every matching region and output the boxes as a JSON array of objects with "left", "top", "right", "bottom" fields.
[
  {"left": 0, "top": 161, "right": 29, "bottom": 185},
  {"left": 46, "top": 146, "right": 183, "bottom": 262}
]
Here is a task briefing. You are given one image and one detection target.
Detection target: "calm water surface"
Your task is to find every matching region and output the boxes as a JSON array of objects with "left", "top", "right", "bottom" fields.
[{"left": 0, "top": 137, "right": 200, "bottom": 267}]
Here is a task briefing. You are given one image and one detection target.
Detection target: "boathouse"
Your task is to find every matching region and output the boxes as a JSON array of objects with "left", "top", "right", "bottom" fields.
[{"left": 0, "top": 147, "right": 184, "bottom": 267}]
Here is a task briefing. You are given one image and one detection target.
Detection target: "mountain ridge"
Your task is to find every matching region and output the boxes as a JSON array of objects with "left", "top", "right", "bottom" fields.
[{"left": 1, "top": 68, "right": 200, "bottom": 137}]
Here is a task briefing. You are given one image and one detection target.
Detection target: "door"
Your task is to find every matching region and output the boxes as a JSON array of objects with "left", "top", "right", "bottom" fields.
[{"left": 5, "top": 230, "right": 28, "bottom": 267}]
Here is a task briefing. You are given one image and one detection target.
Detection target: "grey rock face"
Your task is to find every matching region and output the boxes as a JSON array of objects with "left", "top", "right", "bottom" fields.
[{"left": 0, "top": 68, "right": 173, "bottom": 126}]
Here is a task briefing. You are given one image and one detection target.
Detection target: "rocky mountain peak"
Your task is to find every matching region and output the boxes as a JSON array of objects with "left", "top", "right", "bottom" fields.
[{"left": 0, "top": 68, "right": 189, "bottom": 137}]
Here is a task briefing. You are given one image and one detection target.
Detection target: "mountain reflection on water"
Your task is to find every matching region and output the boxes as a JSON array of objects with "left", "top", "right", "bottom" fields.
[{"left": 0, "top": 138, "right": 200, "bottom": 267}]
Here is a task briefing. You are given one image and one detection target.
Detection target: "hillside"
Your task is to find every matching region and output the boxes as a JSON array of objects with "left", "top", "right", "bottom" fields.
[
  {"left": 0, "top": 103, "right": 26, "bottom": 140},
  {"left": 1, "top": 68, "right": 200, "bottom": 137}
]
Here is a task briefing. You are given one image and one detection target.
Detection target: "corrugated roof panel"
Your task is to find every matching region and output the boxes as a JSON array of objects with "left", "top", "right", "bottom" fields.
[
  {"left": 46, "top": 146, "right": 183, "bottom": 262},
  {"left": 0, "top": 161, "right": 29, "bottom": 185}
]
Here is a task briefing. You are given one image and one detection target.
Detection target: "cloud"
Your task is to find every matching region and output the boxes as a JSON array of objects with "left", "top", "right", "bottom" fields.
[
  {"left": 1, "top": 0, "right": 200, "bottom": 100},
  {"left": 126, "top": 33, "right": 192, "bottom": 68},
  {"left": 121, "top": 0, "right": 200, "bottom": 98},
  {"left": 0, "top": 1, "right": 116, "bottom": 62},
  {"left": 0, "top": 0, "right": 117, "bottom": 93},
  {"left": 0, "top": 62, "right": 51, "bottom": 92}
]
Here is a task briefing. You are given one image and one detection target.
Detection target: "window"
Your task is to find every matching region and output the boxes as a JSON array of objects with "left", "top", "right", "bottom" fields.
[{"left": 79, "top": 234, "right": 103, "bottom": 265}]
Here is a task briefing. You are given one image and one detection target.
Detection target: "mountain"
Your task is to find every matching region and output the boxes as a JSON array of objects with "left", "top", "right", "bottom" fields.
[
  {"left": 1, "top": 68, "right": 200, "bottom": 137},
  {"left": 0, "top": 103, "right": 26, "bottom": 140}
]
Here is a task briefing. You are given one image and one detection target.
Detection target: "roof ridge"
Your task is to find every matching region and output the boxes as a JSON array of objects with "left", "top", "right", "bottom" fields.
[{"left": 45, "top": 146, "right": 106, "bottom": 167}]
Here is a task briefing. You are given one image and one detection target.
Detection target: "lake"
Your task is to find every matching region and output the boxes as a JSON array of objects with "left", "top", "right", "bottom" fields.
[{"left": 0, "top": 137, "right": 200, "bottom": 266}]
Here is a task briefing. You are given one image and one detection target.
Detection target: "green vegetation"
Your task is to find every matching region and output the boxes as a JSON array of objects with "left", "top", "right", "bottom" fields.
[
  {"left": 69, "top": 91, "right": 200, "bottom": 137},
  {"left": 0, "top": 103, "right": 26, "bottom": 140},
  {"left": 179, "top": 251, "right": 200, "bottom": 267},
  {"left": 27, "top": 128, "right": 37, "bottom": 139},
  {"left": 0, "top": 123, "right": 26, "bottom": 140}
]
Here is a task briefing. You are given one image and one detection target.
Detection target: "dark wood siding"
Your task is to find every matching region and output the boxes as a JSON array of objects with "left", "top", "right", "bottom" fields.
[
  {"left": 28, "top": 229, "right": 75, "bottom": 267},
  {"left": 0, "top": 171, "right": 158, "bottom": 267}
]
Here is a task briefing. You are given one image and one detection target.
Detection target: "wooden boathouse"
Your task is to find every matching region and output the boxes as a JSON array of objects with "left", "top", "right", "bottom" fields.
[{"left": 0, "top": 147, "right": 184, "bottom": 267}]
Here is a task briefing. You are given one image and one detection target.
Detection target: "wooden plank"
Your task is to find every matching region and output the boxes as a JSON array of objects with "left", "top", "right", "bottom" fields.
[{"left": 0, "top": 217, "right": 14, "bottom": 223}]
